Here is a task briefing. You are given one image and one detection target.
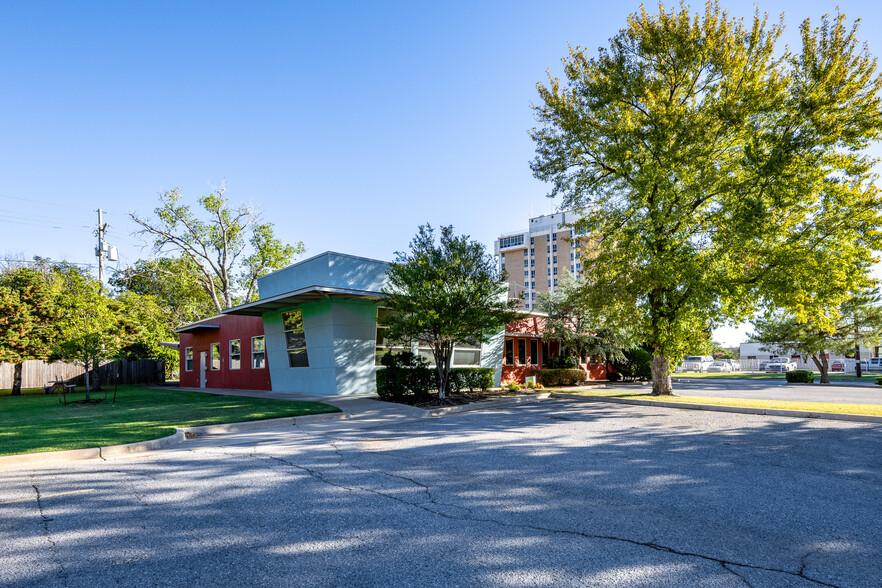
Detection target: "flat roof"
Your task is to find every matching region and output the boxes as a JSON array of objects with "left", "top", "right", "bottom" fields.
[
  {"left": 174, "top": 323, "right": 221, "bottom": 334},
  {"left": 224, "top": 284, "right": 387, "bottom": 316}
]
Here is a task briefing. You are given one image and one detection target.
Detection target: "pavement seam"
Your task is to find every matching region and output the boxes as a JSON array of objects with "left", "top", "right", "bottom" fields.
[
  {"left": 245, "top": 442, "right": 840, "bottom": 588},
  {"left": 31, "top": 482, "right": 69, "bottom": 587}
]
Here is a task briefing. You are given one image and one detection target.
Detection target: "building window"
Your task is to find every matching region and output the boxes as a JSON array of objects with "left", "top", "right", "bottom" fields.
[
  {"left": 505, "top": 339, "right": 514, "bottom": 365},
  {"left": 552, "top": 233, "right": 557, "bottom": 241},
  {"left": 531, "top": 281, "right": 535, "bottom": 289},
  {"left": 548, "top": 279, "right": 552, "bottom": 287},
  {"left": 531, "top": 292, "right": 536, "bottom": 300},
  {"left": 499, "top": 235, "right": 525, "bottom": 249},
  {"left": 553, "top": 267, "right": 558, "bottom": 275},
  {"left": 547, "top": 257, "right": 551, "bottom": 264},
  {"left": 524, "top": 259, "right": 528, "bottom": 267},
  {"left": 547, "top": 245, "right": 551, "bottom": 253},
  {"left": 570, "top": 252, "right": 574, "bottom": 260},
  {"left": 530, "top": 339, "right": 539, "bottom": 366},
  {"left": 524, "top": 270, "right": 529, "bottom": 279},
  {"left": 553, "top": 256, "right": 557, "bottom": 264},
  {"left": 553, "top": 244, "right": 557, "bottom": 252},
  {"left": 554, "top": 278, "right": 558, "bottom": 286},
  {"left": 531, "top": 259, "right": 535, "bottom": 267},
  {"left": 453, "top": 340, "right": 482, "bottom": 366},
  {"left": 576, "top": 263, "right": 581, "bottom": 271},
  {"left": 501, "top": 264, "right": 505, "bottom": 272},
  {"left": 531, "top": 270, "right": 535, "bottom": 278},
  {"left": 376, "top": 307, "right": 408, "bottom": 365},
  {"left": 282, "top": 309, "right": 309, "bottom": 368},
  {"left": 185, "top": 347, "right": 193, "bottom": 371},
  {"left": 530, "top": 248, "right": 534, "bottom": 255},
  {"left": 230, "top": 339, "right": 241, "bottom": 370},
  {"left": 530, "top": 237, "right": 534, "bottom": 245},
  {"left": 210, "top": 342, "right": 221, "bottom": 370},
  {"left": 542, "top": 341, "right": 549, "bottom": 365},
  {"left": 518, "top": 339, "right": 526, "bottom": 365},
  {"left": 252, "top": 336, "right": 266, "bottom": 368}
]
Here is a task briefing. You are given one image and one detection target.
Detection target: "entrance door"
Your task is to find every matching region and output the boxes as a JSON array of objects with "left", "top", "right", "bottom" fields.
[{"left": 199, "top": 352, "right": 208, "bottom": 388}]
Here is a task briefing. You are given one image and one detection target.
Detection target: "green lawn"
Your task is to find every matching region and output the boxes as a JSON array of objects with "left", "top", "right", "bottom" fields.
[
  {"left": 674, "top": 372, "right": 874, "bottom": 382},
  {"left": 0, "top": 386, "right": 339, "bottom": 456},
  {"left": 554, "top": 389, "right": 882, "bottom": 417}
]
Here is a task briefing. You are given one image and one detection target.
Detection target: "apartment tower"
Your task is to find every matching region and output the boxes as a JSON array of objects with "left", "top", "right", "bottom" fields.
[{"left": 494, "top": 211, "right": 584, "bottom": 310}]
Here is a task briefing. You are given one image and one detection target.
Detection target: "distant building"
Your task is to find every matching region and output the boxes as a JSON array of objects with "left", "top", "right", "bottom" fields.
[{"left": 494, "top": 211, "right": 586, "bottom": 310}]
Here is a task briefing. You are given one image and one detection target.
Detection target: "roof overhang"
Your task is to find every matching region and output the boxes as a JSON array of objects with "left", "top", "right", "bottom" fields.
[
  {"left": 224, "top": 285, "right": 387, "bottom": 316},
  {"left": 174, "top": 323, "right": 221, "bottom": 334}
]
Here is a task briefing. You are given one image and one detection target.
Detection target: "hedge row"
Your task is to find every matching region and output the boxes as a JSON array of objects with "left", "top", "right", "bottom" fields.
[
  {"left": 375, "top": 352, "right": 496, "bottom": 402},
  {"left": 533, "top": 368, "right": 586, "bottom": 386},
  {"left": 785, "top": 370, "right": 815, "bottom": 384},
  {"left": 448, "top": 368, "right": 495, "bottom": 393}
]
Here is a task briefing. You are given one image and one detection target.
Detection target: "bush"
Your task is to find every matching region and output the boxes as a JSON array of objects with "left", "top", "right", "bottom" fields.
[
  {"left": 376, "top": 351, "right": 435, "bottom": 403},
  {"left": 546, "top": 355, "right": 580, "bottom": 369},
  {"left": 448, "top": 368, "right": 495, "bottom": 393},
  {"left": 506, "top": 382, "right": 521, "bottom": 391},
  {"left": 606, "top": 372, "right": 621, "bottom": 382},
  {"left": 611, "top": 347, "right": 652, "bottom": 381},
  {"left": 785, "top": 370, "right": 815, "bottom": 384},
  {"left": 534, "top": 368, "right": 586, "bottom": 387}
]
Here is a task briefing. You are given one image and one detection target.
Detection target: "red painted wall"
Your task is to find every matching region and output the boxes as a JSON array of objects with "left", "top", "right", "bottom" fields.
[
  {"left": 178, "top": 315, "right": 271, "bottom": 390},
  {"left": 500, "top": 317, "right": 613, "bottom": 384}
]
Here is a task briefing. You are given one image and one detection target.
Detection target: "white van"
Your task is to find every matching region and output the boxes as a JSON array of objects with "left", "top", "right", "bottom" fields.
[
  {"left": 682, "top": 356, "right": 714, "bottom": 372},
  {"left": 866, "top": 357, "right": 882, "bottom": 372}
]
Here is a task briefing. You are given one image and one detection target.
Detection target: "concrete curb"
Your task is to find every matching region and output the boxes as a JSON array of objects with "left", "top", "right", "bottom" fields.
[
  {"left": 0, "top": 410, "right": 346, "bottom": 471},
  {"left": 423, "top": 393, "right": 550, "bottom": 417},
  {"left": 671, "top": 377, "right": 882, "bottom": 389},
  {"left": 549, "top": 392, "right": 882, "bottom": 424}
]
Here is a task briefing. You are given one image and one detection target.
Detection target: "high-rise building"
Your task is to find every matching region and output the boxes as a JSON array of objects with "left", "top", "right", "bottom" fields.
[{"left": 494, "top": 211, "right": 584, "bottom": 309}]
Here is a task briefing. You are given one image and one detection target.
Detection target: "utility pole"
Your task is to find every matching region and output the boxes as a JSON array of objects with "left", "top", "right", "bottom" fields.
[{"left": 95, "top": 209, "right": 117, "bottom": 291}]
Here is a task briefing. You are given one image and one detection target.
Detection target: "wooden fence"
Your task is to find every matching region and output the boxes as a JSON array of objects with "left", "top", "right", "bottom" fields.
[{"left": 0, "top": 359, "right": 166, "bottom": 389}]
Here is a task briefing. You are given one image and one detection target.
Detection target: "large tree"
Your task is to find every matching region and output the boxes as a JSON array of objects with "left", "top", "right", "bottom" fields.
[
  {"left": 531, "top": 4, "right": 882, "bottom": 394},
  {"left": 0, "top": 266, "right": 62, "bottom": 395},
  {"left": 382, "top": 225, "right": 519, "bottom": 400},
  {"left": 130, "top": 184, "right": 305, "bottom": 313}
]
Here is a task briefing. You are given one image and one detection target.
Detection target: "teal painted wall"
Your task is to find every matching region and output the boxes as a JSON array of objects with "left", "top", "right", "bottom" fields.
[{"left": 263, "top": 297, "right": 382, "bottom": 396}]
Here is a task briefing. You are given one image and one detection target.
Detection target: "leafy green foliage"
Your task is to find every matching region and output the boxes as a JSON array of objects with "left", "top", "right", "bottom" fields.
[
  {"left": 448, "top": 368, "right": 495, "bottom": 393},
  {"left": 376, "top": 351, "right": 435, "bottom": 403},
  {"left": 537, "top": 272, "right": 633, "bottom": 364},
  {"left": 612, "top": 347, "right": 653, "bottom": 381},
  {"left": 545, "top": 354, "right": 579, "bottom": 369},
  {"left": 130, "top": 184, "right": 304, "bottom": 313},
  {"left": 382, "top": 225, "right": 519, "bottom": 399},
  {"left": 785, "top": 370, "right": 816, "bottom": 384},
  {"left": 530, "top": 4, "right": 882, "bottom": 395},
  {"left": 534, "top": 369, "right": 586, "bottom": 386}
]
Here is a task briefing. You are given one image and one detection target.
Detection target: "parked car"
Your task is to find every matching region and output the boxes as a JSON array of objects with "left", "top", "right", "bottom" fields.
[
  {"left": 682, "top": 356, "right": 714, "bottom": 372},
  {"left": 765, "top": 357, "right": 797, "bottom": 373},
  {"left": 830, "top": 359, "right": 845, "bottom": 372},
  {"left": 706, "top": 361, "right": 732, "bottom": 373},
  {"left": 722, "top": 359, "right": 741, "bottom": 371},
  {"left": 866, "top": 357, "right": 882, "bottom": 372}
]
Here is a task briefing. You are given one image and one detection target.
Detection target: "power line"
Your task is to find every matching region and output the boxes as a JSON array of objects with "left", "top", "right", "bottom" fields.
[
  {"left": 0, "top": 192, "right": 98, "bottom": 212},
  {"left": 0, "top": 217, "right": 95, "bottom": 233}
]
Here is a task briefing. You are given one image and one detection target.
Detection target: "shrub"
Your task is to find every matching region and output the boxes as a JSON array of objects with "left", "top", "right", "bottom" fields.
[
  {"left": 506, "top": 382, "right": 521, "bottom": 391},
  {"left": 534, "top": 368, "right": 586, "bottom": 387},
  {"left": 611, "top": 347, "right": 653, "bottom": 381},
  {"left": 606, "top": 372, "right": 621, "bottom": 382},
  {"left": 376, "top": 351, "right": 435, "bottom": 403},
  {"left": 785, "top": 370, "right": 815, "bottom": 384},
  {"left": 546, "top": 355, "right": 580, "bottom": 369},
  {"left": 448, "top": 367, "right": 495, "bottom": 393}
]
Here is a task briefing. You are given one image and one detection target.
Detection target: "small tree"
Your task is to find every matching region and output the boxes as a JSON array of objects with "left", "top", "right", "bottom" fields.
[
  {"left": 750, "top": 314, "right": 835, "bottom": 383},
  {"left": 53, "top": 271, "right": 123, "bottom": 400},
  {"left": 537, "top": 272, "right": 633, "bottom": 364},
  {"left": 382, "top": 225, "right": 519, "bottom": 400},
  {"left": 837, "top": 288, "right": 882, "bottom": 377},
  {"left": 130, "top": 184, "right": 304, "bottom": 312}
]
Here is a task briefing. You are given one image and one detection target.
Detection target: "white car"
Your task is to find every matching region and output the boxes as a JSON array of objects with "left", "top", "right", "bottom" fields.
[
  {"left": 723, "top": 359, "right": 741, "bottom": 371},
  {"left": 765, "top": 357, "right": 797, "bottom": 373},
  {"left": 866, "top": 357, "right": 882, "bottom": 372},
  {"left": 706, "top": 361, "right": 732, "bottom": 373},
  {"left": 682, "top": 356, "right": 714, "bottom": 372}
]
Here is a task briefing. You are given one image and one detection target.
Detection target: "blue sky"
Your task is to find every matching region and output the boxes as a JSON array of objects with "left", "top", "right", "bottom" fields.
[{"left": 1, "top": 0, "right": 880, "bottom": 345}]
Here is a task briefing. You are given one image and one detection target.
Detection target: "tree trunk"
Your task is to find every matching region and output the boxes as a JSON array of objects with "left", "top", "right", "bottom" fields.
[
  {"left": 650, "top": 354, "right": 673, "bottom": 395},
  {"left": 84, "top": 360, "right": 91, "bottom": 402},
  {"left": 11, "top": 362, "right": 23, "bottom": 396},
  {"left": 819, "top": 350, "right": 830, "bottom": 384},
  {"left": 854, "top": 340, "right": 862, "bottom": 377}
]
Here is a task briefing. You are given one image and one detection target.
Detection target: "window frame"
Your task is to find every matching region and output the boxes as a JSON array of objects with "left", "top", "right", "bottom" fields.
[
  {"left": 229, "top": 339, "right": 241, "bottom": 370},
  {"left": 282, "top": 309, "right": 309, "bottom": 368},
  {"left": 251, "top": 336, "right": 266, "bottom": 369},
  {"left": 530, "top": 339, "right": 539, "bottom": 366},
  {"left": 184, "top": 347, "right": 193, "bottom": 372},
  {"left": 210, "top": 342, "right": 221, "bottom": 370}
]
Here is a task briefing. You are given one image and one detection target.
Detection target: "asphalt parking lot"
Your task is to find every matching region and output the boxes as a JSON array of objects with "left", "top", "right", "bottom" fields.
[
  {"left": 670, "top": 378, "right": 882, "bottom": 405},
  {"left": 2, "top": 398, "right": 881, "bottom": 587}
]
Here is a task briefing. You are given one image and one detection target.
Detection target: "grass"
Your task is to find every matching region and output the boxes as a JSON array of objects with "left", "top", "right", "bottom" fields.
[
  {"left": 0, "top": 385, "right": 339, "bottom": 456},
  {"left": 674, "top": 372, "right": 874, "bottom": 381},
  {"left": 555, "top": 389, "right": 882, "bottom": 417}
]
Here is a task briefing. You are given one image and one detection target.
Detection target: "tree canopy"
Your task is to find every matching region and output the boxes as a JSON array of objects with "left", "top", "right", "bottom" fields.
[
  {"left": 382, "top": 225, "right": 519, "bottom": 399},
  {"left": 130, "top": 184, "right": 305, "bottom": 313},
  {"left": 530, "top": 3, "right": 882, "bottom": 394}
]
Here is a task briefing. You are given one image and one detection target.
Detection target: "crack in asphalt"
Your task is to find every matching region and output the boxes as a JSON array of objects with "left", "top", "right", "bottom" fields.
[
  {"left": 31, "top": 483, "right": 69, "bottom": 587},
  {"left": 248, "top": 443, "right": 840, "bottom": 588}
]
